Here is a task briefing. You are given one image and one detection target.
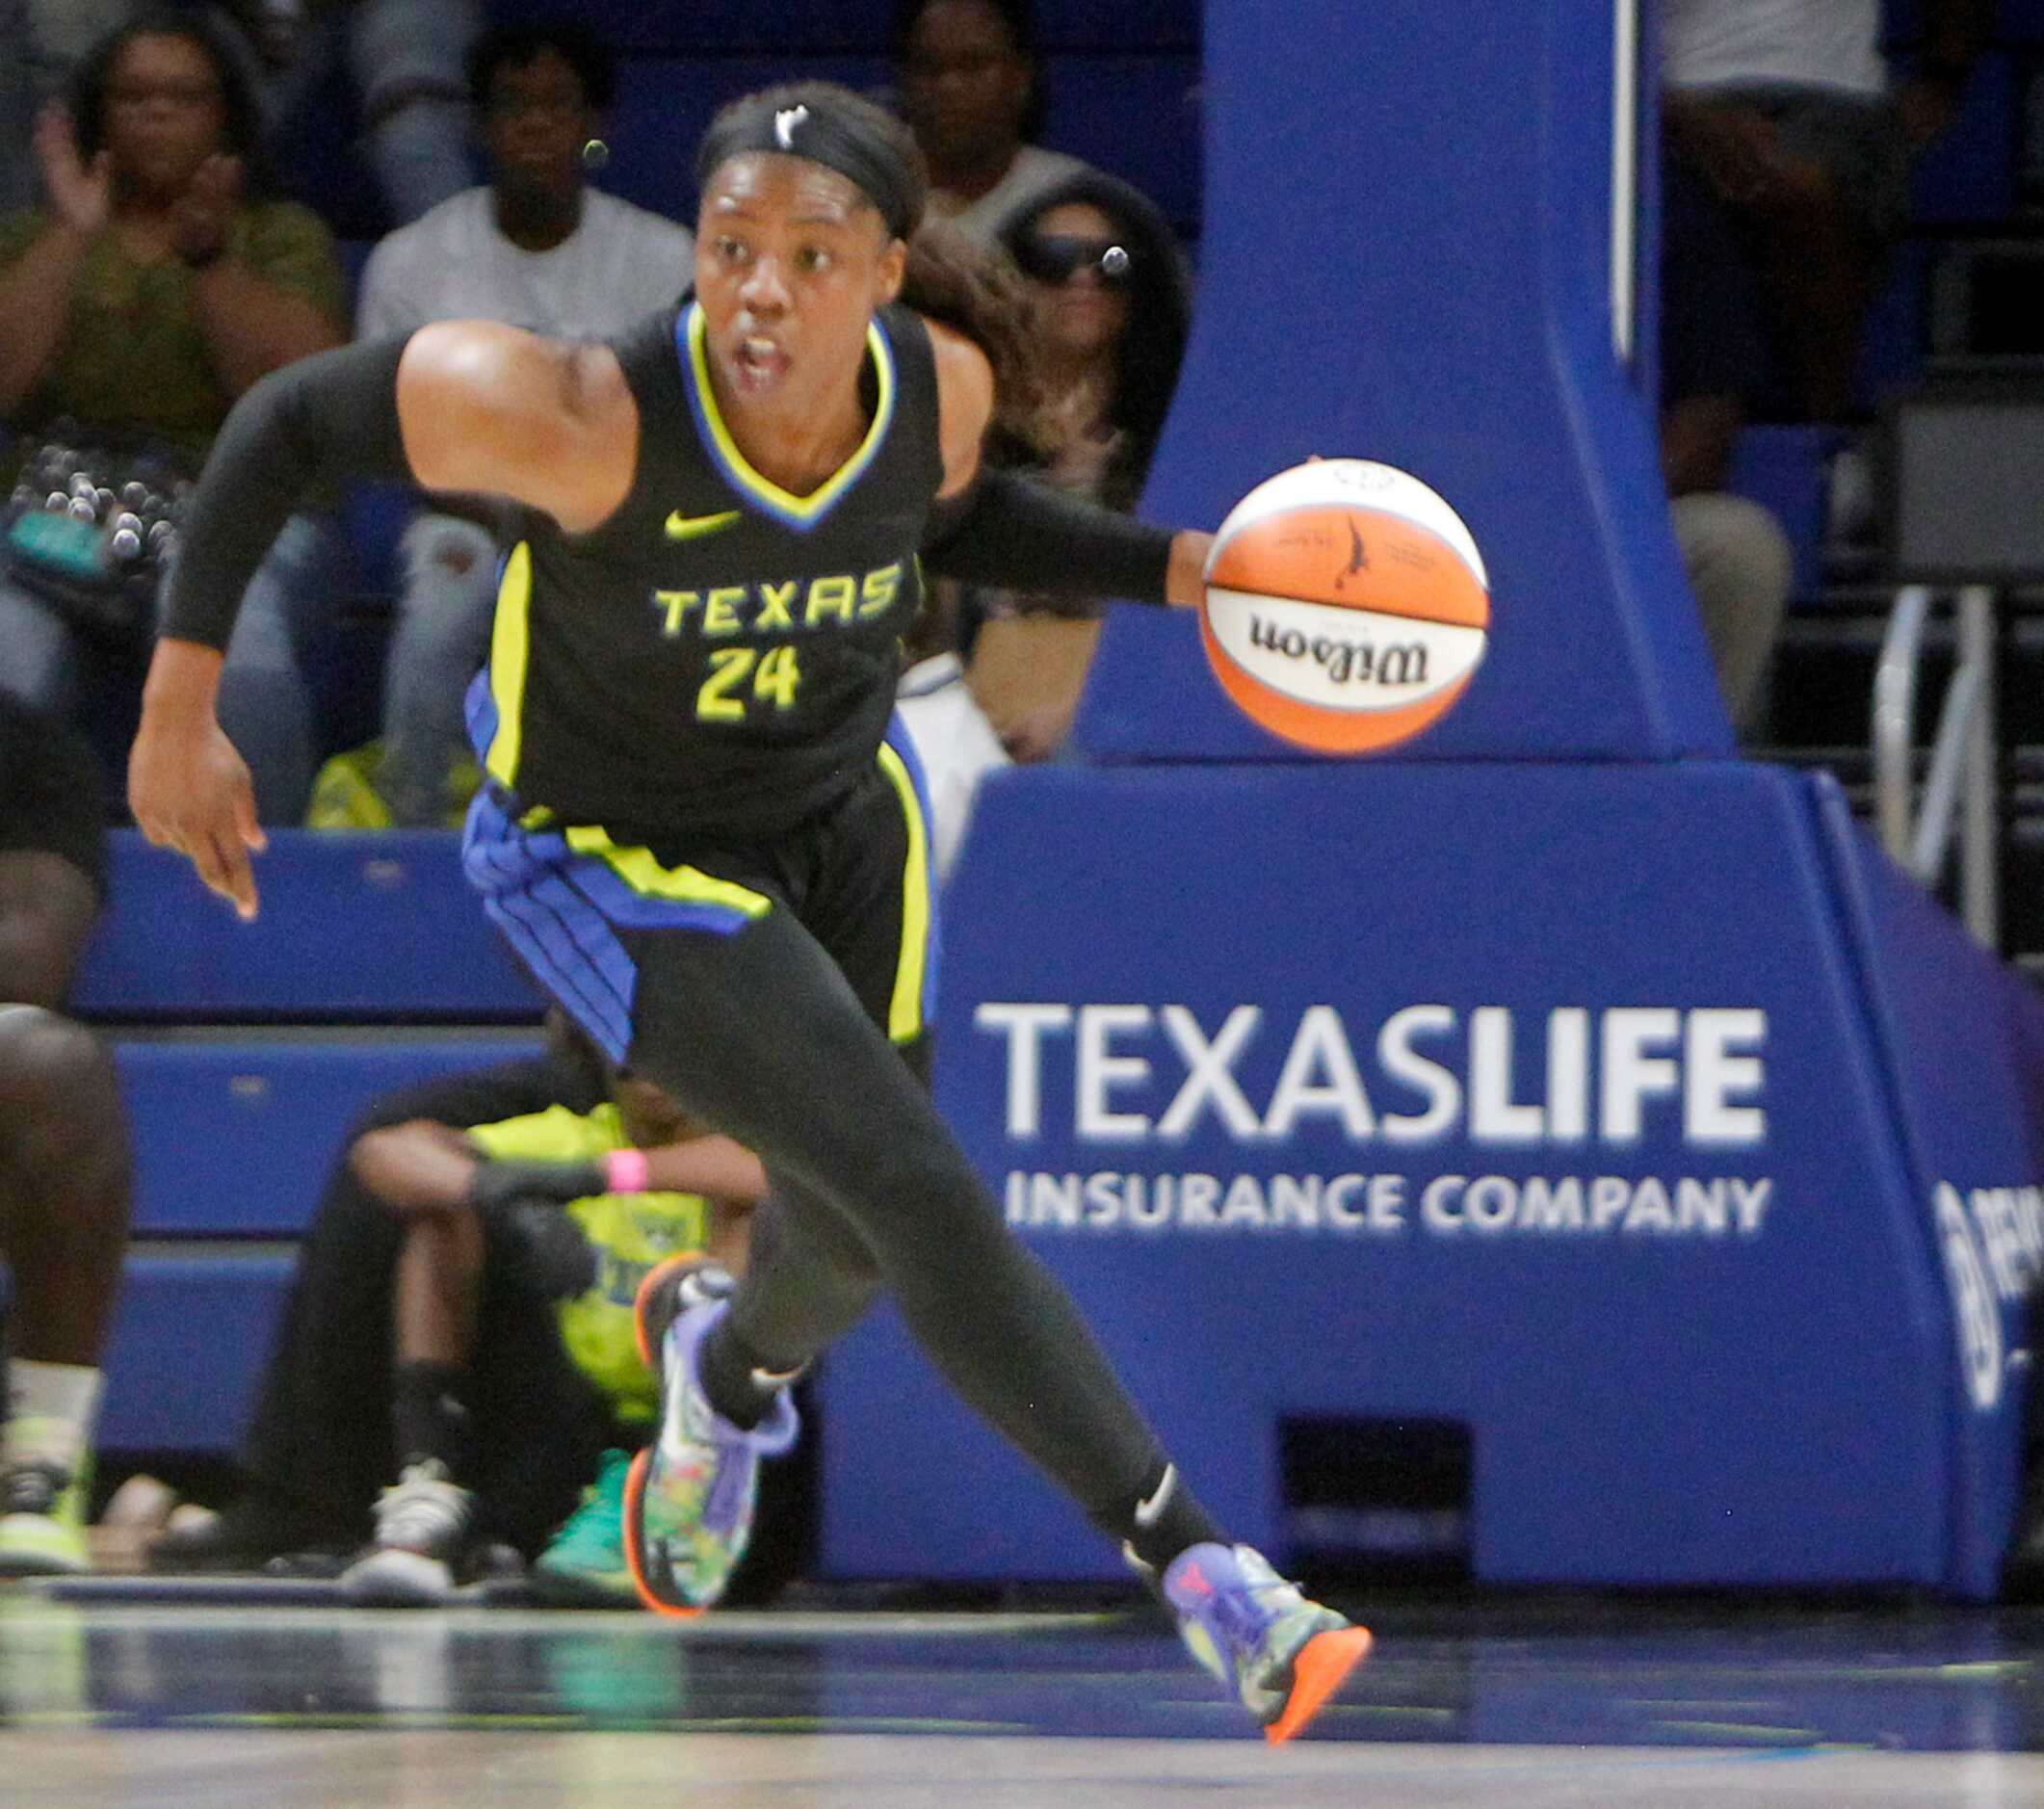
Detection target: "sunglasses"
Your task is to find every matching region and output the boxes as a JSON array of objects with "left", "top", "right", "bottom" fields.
[{"left": 1013, "top": 234, "right": 1136, "bottom": 287}]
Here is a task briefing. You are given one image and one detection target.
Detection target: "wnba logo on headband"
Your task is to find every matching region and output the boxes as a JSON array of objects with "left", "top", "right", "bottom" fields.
[{"left": 698, "top": 83, "right": 927, "bottom": 242}]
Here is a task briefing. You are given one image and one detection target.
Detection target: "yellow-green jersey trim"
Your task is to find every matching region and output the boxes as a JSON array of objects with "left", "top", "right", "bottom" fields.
[
  {"left": 484, "top": 540, "right": 534, "bottom": 788},
  {"left": 563, "top": 825, "right": 774, "bottom": 919},
  {"left": 682, "top": 302, "right": 896, "bottom": 529},
  {"left": 875, "top": 739, "right": 931, "bottom": 1043}
]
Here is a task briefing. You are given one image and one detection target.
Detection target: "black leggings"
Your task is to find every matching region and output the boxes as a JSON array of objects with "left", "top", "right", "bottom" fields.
[{"left": 621, "top": 910, "right": 1173, "bottom": 1532}]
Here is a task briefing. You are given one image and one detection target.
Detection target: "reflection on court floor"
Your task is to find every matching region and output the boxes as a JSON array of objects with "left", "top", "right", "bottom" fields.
[{"left": 7, "top": 1593, "right": 2044, "bottom": 1805}]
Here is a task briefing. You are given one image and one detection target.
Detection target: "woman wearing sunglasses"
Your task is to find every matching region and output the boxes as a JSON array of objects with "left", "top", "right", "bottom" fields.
[
  {"left": 961, "top": 170, "right": 1190, "bottom": 757},
  {"left": 1000, "top": 170, "right": 1189, "bottom": 516}
]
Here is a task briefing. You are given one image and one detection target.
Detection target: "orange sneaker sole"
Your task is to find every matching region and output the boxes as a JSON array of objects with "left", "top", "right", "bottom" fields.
[
  {"left": 630, "top": 1249, "right": 706, "bottom": 1370},
  {"left": 1265, "top": 1624, "right": 1374, "bottom": 1744},
  {"left": 621, "top": 1445, "right": 704, "bottom": 1620}
]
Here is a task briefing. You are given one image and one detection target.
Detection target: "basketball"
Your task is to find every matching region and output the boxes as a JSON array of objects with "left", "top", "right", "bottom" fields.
[{"left": 1198, "top": 459, "right": 1490, "bottom": 754}]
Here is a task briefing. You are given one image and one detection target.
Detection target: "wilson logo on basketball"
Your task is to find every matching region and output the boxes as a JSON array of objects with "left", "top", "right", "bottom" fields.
[
  {"left": 1199, "top": 460, "right": 1489, "bottom": 754},
  {"left": 1245, "top": 616, "right": 1428, "bottom": 689}
]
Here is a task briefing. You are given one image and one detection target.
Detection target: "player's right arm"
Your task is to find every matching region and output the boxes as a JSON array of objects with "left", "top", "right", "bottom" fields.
[
  {"left": 397, "top": 324, "right": 636, "bottom": 531},
  {"left": 129, "top": 324, "right": 636, "bottom": 918}
]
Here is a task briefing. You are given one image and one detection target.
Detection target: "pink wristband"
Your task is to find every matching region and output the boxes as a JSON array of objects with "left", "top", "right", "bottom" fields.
[{"left": 603, "top": 1147, "right": 651, "bottom": 1193}]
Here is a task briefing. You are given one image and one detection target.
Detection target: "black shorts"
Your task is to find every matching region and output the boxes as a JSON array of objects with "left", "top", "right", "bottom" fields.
[{"left": 463, "top": 720, "right": 938, "bottom": 1065}]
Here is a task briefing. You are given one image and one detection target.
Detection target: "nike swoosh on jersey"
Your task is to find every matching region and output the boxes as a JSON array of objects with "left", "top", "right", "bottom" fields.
[{"left": 665, "top": 509, "right": 743, "bottom": 540}]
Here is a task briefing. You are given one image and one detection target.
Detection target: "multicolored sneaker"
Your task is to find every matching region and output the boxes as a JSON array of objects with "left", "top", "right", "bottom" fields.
[
  {"left": 533, "top": 1449, "right": 637, "bottom": 1606},
  {"left": 0, "top": 1427, "right": 92, "bottom": 1577},
  {"left": 624, "top": 1261, "right": 798, "bottom": 1616},
  {"left": 339, "top": 1460, "right": 476, "bottom": 1606},
  {"left": 1162, "top": 1542, "right": 1373, "bottom": 1743}
]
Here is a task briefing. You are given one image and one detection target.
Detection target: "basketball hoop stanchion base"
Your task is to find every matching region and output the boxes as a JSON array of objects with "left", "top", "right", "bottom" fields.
[
  {"left": 817, "top": 755, "right": 2039, "bottom": 1600},
  {"left": 817, "top": 0, "right": 2044, "bottom": 1599}
]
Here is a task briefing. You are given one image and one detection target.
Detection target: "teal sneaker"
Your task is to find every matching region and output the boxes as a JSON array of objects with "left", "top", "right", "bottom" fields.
[
  {"left": 534, "top": 1450, "right": 637, "bottom": 1605},
  {"left": 0, "top": 1426, "right": 92, "bottom": 1577},
  {"left": 1162, "top": 1542, "right": 1373, "bottom": 1743},
  {"left": 624, "top": 1265, "right": 798, "bottom": 1617}
]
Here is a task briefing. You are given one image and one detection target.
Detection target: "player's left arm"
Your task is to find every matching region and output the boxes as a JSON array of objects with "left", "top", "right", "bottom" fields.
[{"left": 922, "top": 316, "right": 1211, "bottom": 607}]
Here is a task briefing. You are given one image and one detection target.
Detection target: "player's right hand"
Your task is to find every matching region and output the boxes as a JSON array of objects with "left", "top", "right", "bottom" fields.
[{"left": 128, "top": 708, "right": 266, "bottom": 921}]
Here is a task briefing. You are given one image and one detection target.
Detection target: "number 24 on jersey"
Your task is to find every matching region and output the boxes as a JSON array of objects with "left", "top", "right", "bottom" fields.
[{"left": 696, "top": 643, "right": 801, "bottom": 721}]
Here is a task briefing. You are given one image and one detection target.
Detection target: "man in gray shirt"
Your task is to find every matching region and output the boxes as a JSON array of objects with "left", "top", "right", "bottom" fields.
[{"left": 352, "top": 19, "right": 692, "bottom": 826}]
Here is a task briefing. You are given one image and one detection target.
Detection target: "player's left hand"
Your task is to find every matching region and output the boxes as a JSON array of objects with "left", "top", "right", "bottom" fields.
[{"left": 128, "top": 706, "right": 266, "bottom": 920}]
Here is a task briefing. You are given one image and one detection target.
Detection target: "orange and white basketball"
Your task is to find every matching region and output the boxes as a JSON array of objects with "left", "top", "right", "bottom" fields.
[{"left": 1198, "top": 459, "right": 1489, "bottom": 754}]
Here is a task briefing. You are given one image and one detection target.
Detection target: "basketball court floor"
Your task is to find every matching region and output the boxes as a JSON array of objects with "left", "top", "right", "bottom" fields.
[{"left": 9, "top": 1586, "right": 2044, "bottom": 1806}]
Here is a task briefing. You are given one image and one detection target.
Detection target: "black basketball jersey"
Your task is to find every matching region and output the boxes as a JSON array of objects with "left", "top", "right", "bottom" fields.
[{"left": 475, "top": 296, "right": 944, "bottom": 842}]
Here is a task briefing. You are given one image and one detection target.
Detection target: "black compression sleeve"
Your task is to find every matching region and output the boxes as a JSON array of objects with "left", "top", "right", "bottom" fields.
[
  {"left": 160, "top": 336, "right": 415, "bottom": 649},
  {"left": 921, "top": 468, "right": 1175, "bottom": 604}
]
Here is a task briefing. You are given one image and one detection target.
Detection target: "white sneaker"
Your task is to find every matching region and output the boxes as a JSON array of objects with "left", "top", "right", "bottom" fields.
[{"left": 339, "top": 1462, "right": 474, "bottom": 1606}]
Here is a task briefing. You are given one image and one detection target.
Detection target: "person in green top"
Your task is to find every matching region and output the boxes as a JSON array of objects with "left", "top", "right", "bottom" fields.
[
  {"left": 0, "top": 8, "right": 347, "bottom": 821},
  {"left": 329, "top": 1064, "right": 767, "bottom": 1606}
]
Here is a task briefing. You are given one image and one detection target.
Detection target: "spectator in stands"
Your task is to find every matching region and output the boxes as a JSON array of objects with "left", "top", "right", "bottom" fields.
[
  {"left": 2, "top": 1, "right": 476, "bottom": 238},
  {"left": 232, "top": 0, "right": 481, "bottom": 226},
  {"left": 1663, "top": 0, "right": 1983, "bottom": 420},
  {"left": 1662, "top": 145, "right": 1795, "bottom": 734},
  {"left": 348, "top": 19, "right": 694, "bottom": 827},
  {"left": 998, "top": 172, "right": 1189, "bottom": 519},
  {"left": 0, "top": 9, "right": 348, "bottom": 821},
  {"left": 0, "top": 693, "right": 132, "bottom": 1577},
  {"left": 154, "top": 1026, "right": 765, "bottom": 1608},
  {"left": 970, "top": 170, "right": 1191, "bottom": 758},
  {"left": 897, "top": 0, "right": 1099, "bottom": 244}
]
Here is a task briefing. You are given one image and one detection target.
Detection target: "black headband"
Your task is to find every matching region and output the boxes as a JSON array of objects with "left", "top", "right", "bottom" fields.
[{"left": 697, "top": 96, "right": 918, "bottom": 242}]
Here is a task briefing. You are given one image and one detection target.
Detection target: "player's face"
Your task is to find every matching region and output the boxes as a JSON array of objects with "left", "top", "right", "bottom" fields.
[
  {"left": 695, "top": 153, "right": 906, "bottom": 417},
  {"left": 102, "top": 33, "right": 229, "bottom": 200}
]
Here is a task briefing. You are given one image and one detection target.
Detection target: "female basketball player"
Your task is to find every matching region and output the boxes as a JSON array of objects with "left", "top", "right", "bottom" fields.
[{"left": 126, "top": 82, "right": 1368, "bottom": 1741}]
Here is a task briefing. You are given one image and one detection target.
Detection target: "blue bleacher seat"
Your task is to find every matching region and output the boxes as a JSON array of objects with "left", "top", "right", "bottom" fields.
[
  {"left": 100, "top": 1257, "right": 295, "bottom": 1453},
  {"left": 73, "top": 832, "right": 541, "bottom": 1023},
  {"left": 83, "top": 832, "right": 549, "bottom": 1452},
  {"left": 341, "top": 482, "right": 422, "bottom": 603},
  {"left": 120, "top": 1036, "right": 546, "bottom": 1236}
]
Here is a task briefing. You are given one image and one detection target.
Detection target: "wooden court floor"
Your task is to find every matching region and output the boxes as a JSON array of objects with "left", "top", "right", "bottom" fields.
[{"left": 8, "top": 1590, "right": 2044, "bottom": 1806}]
